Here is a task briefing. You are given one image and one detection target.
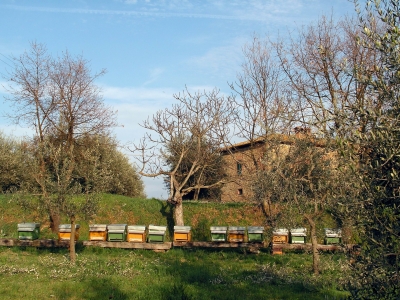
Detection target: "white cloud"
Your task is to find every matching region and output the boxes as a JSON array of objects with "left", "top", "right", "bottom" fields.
[
  {"left": 185, "top": 38, "right": 245, "bottom": 79},
  {"left": 102, "top": 85, "right": 174, "bottom": 102},
  {"left": 143, "top": 68, "right": 164, "bottom": 86},
  {"left": 0, "top": 2, "right": 282, "bottom": 22}
]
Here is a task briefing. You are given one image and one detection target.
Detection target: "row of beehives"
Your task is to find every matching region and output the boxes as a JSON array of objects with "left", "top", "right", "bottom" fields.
[
  {"left": 272, "top": 228, "right": 342, "bottom": 245},
  {"left": 16, "top": 223, "right": 265, "bottom": 243}
]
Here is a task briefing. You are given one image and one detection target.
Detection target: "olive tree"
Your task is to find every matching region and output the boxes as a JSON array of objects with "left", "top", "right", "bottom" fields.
[
  {"left": 0, "top": 132, "right": 33, "bottom": 193},
  {"left": 253, "top": 134, "right": 340, "bottom": 275},
  {"left": 344, "top": 1, "right": 400, "bottom": 297},
  {"left": 132, "top": 88, "right": 234, "bottom": 225}
]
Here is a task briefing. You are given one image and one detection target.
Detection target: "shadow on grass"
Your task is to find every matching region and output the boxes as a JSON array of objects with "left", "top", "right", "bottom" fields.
[
  {"left": 191, "top": 217, "right": 211, "bottom": 241},
  {"left": 160, "top": 201, "right": 175, "bottom": 238},
  {"left": 161, "top": 249, "right": 350, "bottom": 300},
  {"left": 55, "top": 277, "right": 129, "bottom": 300}
]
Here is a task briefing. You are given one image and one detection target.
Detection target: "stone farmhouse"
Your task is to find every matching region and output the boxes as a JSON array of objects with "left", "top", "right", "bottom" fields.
[{"left": 219, "top": 128, "right": 323, "bottom": 202}]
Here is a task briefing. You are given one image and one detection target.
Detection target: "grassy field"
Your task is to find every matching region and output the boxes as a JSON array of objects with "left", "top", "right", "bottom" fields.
[
  {"left": 0, "top": 194, "right": 350, "bottom": 299},
  {"left": 0, "top": 246, "right": 350, "bottom": 300}
]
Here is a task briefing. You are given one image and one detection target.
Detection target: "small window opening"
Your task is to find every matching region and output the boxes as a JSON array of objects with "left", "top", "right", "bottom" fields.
[
  {"left": 237, "top": 188, "right": 243, "bottom": 195},
  {"left": 237, "top": 162, "right": 242, "bottom": 175}
]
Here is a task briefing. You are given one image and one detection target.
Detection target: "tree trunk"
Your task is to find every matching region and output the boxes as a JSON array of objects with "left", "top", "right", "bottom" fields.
[
  {"left": 305, "top": 214, "right": 319, "bottom": 275},
  {"left": 261, "top": 197, "right": 277, "bottom": 227},
  {"left": 69, "top": 215, "right": 76, "bottom": 264},
  {"left": 173, "top": 195, "right": 184, "bottom": 226},
  {"left": 194, "top": 188, "right": 200, "bottom": 201},
  {"left": 49, "top": 210, "right": 60, "bottom": 233}
]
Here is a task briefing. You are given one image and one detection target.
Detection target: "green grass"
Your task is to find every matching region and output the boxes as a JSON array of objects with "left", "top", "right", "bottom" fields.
[
  {"left": 0, "top": 193, "right": 351, "bottom": 299},
  {"left": 0, "top": 247, "right": 350, "bottom": 300}
]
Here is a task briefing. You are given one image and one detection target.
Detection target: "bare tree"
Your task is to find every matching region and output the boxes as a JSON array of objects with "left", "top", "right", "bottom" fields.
[
  {"left": 231, "top": 36, "right": 296, "bottom": 152},
  {"left": 132, "top": 88, "right": 234, "bottom": 225},
  {"left": 275, "top": 15, "right": 380, "bottom": 138},
  {"left": 229, "top": 36, "right": 298, "bottom": 218},
  {"left": 163, "top": 137, "right": 226, "bottom": 201},
  {"left": 3, "top": 42, "right": 117, "bottom": 234}
]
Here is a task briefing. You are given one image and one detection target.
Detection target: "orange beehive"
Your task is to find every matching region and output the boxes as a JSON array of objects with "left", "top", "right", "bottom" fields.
[
  {"left": 173, "top": 226, "right": 191, "bottom": 242},
  {"left": 89, "top": 224, "right": 107, "bottom": 241},
  {"left": 228, "top": 226, "right": 245, "bottom": 242},
  {"left": 127, "top": 225, "right": 146, "bottom": 242},
  {"left": 58, "top": 224, "right": 80, "bottom": 241},
  {"left": 272, "top": 228, "right": 289, "bottom": 244}
]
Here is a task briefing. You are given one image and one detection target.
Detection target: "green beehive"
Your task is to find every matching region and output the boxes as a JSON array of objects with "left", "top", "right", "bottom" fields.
[
  {"left": 107, "top": 224, "right": 127, "bottom": 242},
  {"left": 210, "top": 226, "right": 227, "bottom": 242},
  {"left": 18, "top": 223, "right": 40, "bottom": 240},
  {"left": 324, "top": 228, "right": 342, "bottom": 245},
  {"left": 247, "top": 226, "right": 264, "bottom": 242},
  {"left": 147, "top": 225, "right": 167, "bottom": 243},
  {"left": 290, "top": 228, "right": 307, "bottom": 244}
]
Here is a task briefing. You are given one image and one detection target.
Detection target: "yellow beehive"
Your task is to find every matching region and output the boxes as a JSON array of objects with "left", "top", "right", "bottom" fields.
[
  {"left": 58, "top": 224, "right": 80, "bottom": 241},
  {"left": 272, "top": 228, "right": 289, "bottom": 244},
  {"left": 174, "top": 226, "right": 191, "bottom": 242},
  {"left": 89, "top": 224, "right": 107, "bottom": 241},
  {"left": 127, "top": 225, "right": 146, "bottom": 242},
  {"left": 228, "top": 226, "right": 245, "bottom": 242}
]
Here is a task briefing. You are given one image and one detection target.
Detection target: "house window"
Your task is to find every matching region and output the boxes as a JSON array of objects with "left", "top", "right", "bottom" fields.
[
  {"left": 237, "top": 188, "right": 243, "bottom": 195},
  {"left": 237, "top": 162, "right": 242, "bottom": 175}
]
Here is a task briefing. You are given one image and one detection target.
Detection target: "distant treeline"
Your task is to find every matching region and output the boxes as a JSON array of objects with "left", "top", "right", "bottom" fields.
[{"left": 0, "top": 131, "right": 145, "bottom": 198}]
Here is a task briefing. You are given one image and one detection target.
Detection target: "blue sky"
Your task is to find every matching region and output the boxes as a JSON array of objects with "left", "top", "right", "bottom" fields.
[{"left": 0, "top": 0, "right": 357, "bottom": 199}]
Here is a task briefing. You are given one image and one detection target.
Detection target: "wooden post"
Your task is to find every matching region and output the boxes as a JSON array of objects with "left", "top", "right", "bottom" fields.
[{"left": 70, "top": 215, "right": 76, "bottom": 264}]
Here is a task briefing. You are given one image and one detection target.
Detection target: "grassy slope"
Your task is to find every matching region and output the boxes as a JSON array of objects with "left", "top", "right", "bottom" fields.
[
  {"left": 0, "top": 194, "right": 337, "bottom": 243},
  {"left": 0, "top": 194, "right": 350, "bottom": 299},
  {"left": 0, "top": 194, "right": 268, "bottom": 241}
]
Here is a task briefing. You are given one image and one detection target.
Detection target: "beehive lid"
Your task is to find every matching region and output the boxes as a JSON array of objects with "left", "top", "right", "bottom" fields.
[
  {"left": 228, "top": 226, "right": 245, "bottom": 232},
  {"left": 247, "top": 226, "right": 264, "bottom": 233},
  {"left": 290, "top": 228, "right": 307, "bottom": 236},
  {"left": 210, "top": 226, "right": 227, "bottom": 233},
  {"left": 324, "top": 228, "right": 342, "bottom": 237},
  {"left": 127, "top": 225, "right": 146, "bottom": 232},
  {"left": 18, "top": 223, "right": 40, "bottom": 230},
  {"left": 174, "top": 226, "right": 191, "bottom": 233},
  {"left": 272, "top": 228, "right": 289, "bottom": 236},
  {"left": 107, "top": 224, "right": 127, "bottom": 231},
  {"left": 59, "top": 224, "right": 80, "bottom": 232},
  {"left": 89, "top": 224, "right": 107, "bottom": 231},
  {"left": 148, "top": 225, "right": 167, "bottom": 232}
]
